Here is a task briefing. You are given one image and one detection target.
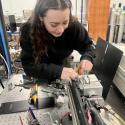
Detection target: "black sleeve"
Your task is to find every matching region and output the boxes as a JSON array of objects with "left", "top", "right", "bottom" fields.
[
  {"left": 20, "top": 23, "right": 63, "bottom": 80},
  {"left": 73, "top": 22, "right": 96, "bottom": 63}
]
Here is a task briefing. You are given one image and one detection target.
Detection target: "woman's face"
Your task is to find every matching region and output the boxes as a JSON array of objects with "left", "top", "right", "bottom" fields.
[{"left": 42, "top": 8, "right": 70, "bottom": 37}]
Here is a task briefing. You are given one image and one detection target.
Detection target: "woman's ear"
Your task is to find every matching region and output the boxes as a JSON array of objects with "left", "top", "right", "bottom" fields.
[
  {"left": 39, "top": 16, "right": 44, "bottom": 26},
  {"left": 39, "top": 17, "right": 43, "bottom": 22}
]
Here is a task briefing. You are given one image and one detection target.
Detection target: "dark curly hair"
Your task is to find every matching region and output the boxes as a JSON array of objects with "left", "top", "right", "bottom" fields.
[{"left": 23, "top": 0, "right": 74, "bottom": 63}]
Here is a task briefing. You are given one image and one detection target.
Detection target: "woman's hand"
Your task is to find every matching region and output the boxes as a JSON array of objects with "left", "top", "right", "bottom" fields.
[
  {"left": 75, "top": 60, "right": 93, "bottom": 75},
  {"left": 61, "top": 67, "right": 78, "bottom": 81}
]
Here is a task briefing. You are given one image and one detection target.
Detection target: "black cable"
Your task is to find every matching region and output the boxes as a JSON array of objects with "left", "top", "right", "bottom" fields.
[
  {"left": 90, "top": 107, "right": 106, "bottom": 125},
  {"left": 0, "top": 78, "right": 4, "bottom": 89},
  {"left": 85, "top": 99, "right": 106, "bottom": 125}
]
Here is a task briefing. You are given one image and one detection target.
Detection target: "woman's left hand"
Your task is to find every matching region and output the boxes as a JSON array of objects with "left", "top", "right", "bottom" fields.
[{"left": 74, "top": 60, "right": 93, "bottom": 75}]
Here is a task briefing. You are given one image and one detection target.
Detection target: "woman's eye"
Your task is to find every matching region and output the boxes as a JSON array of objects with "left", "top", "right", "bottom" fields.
[
  {"left": 64, "top": 21, "right": 68, "bottom": 24},
  {"left": 63, "top": 22, "right": 69, "bottom": 27},
  {"left": 51, "top": 24, "right": 58, "bottom": 27}
]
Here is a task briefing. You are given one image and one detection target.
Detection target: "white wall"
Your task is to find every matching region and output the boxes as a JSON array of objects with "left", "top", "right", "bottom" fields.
[
  {"left": 1, "top": 0, "right": 83, "bottom": 17},
  {"left": 1, "top": 0, "right": 37, "bottom": 17},
  {"left": 110, "top": 0, "right": 125, "bottom": 8}
]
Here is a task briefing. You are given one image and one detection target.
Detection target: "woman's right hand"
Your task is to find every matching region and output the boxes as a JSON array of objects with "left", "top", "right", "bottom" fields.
[{"left": 61, "top": 67, "right": 78, "bottom": 81}]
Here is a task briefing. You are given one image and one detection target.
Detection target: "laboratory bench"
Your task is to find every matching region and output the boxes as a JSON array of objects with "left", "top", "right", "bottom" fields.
[{"left": 0, "top": 74, "right": 125, "bottom": 125}]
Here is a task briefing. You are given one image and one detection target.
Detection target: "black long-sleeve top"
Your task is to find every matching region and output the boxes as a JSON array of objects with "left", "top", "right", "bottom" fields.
[{"left": 20, "top": 21, "right": 95, "bottom": 81}]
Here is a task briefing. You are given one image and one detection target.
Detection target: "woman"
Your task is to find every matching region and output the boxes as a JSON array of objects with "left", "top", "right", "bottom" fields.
[{"left": 20, "top": 0, "right": 95, "bottom": 82}]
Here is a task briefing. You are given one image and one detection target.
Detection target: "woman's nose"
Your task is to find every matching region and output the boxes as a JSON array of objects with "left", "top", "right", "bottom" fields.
[{"left": 57, "top": 25, "right": 64, "bottom": 33}]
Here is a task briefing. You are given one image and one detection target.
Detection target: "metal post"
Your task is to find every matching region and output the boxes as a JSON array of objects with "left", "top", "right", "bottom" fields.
[
  {"left": 80, "top": 0, "right": 83, "bottom": 24},
  {"left": 0, "top": 0, "right": 12, "bottom": 75}
]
